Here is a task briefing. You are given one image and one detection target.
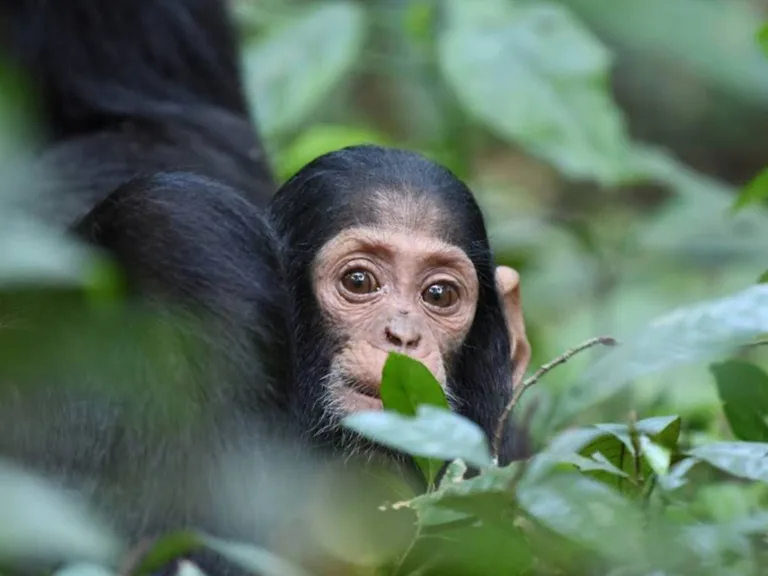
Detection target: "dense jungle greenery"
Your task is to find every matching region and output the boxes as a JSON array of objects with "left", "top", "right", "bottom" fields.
[{"left": 3, "top": 0, "right": 768, "bottom": 574}]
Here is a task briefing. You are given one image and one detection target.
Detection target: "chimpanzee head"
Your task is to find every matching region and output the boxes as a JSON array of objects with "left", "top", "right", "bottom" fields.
[{"left": 269, "top": 145, "right": 530, "bottom": 464}]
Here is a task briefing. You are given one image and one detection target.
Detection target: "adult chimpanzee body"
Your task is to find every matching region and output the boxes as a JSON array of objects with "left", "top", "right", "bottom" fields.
[
  {"left": 0, "top": 0, "right": 531, "bottom": 571},
  {"left": 0, "top": 0, "right": 299, "bottom": 557}
]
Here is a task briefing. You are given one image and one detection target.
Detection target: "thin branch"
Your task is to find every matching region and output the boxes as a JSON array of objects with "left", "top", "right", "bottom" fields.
[{"left": 492, "top": 336, "right": 619, "bottom": 459}]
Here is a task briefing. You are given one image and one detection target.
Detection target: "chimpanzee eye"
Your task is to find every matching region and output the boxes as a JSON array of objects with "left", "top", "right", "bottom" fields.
[
  {"left": 341, "top": 269, "right": 380, "bottom": 295},
  {"left": 422, "top": 283, "right": 459, "bottom": 308}
]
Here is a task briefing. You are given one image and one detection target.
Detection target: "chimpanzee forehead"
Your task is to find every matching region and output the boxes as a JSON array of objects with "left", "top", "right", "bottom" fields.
[
  {"left": 316, "top": 225, "right": 475, "bottom": 270},
  {"left": 340, "top": 186, "right": 468, "bottom": 249}
]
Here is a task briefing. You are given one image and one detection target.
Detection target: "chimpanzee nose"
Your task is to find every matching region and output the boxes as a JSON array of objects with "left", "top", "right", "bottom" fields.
[{"left": 384, "top": 317, "right": 421, "bottom": 351}]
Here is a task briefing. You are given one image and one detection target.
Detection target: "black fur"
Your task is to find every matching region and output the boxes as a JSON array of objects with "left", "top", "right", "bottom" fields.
[
  {"left": 0, "top": 0, "right": 303, "bottom": 570},
  {"left": 0, "top": 0, "right": 273, "bottom": 228}
]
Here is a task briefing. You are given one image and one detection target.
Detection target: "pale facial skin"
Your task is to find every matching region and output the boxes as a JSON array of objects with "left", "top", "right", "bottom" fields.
[
  {"left": 313, "top": 226, "right": 478, "bottom": 412},
  {"left": 313, "top": 225, "right": 530, "bottom": 415}
]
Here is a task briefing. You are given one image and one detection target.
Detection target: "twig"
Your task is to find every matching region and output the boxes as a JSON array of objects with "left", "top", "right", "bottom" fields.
[{"left": 492, "top": 335, "right": 619, "bottom": 459}]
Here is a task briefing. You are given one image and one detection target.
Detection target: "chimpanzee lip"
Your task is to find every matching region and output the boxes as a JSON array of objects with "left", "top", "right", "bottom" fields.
[
  {"left": 342, "top": 388, "right": 384, "bottom": 413},
  {"left": 349, "top": 380, "right": 381, "bottom": 400}
]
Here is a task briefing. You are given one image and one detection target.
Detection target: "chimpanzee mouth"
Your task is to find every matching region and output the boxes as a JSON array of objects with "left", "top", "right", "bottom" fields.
[
  {"left": 328, "top": 365, "right": 385, "bottom": 412},
  {"left": 336, "top": 376, "right": 383, "bottom": 412}
]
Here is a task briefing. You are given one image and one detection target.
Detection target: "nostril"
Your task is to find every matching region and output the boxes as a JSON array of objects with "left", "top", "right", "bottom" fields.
[
  {"left": 385, "top": 327, "right": 420, "bottom": 350},
  {"left": 385, "top": 327, "right": 403, "bottom": 348},
  {"left": 406, "top": 334, "right": 421, "bottom": 349}
]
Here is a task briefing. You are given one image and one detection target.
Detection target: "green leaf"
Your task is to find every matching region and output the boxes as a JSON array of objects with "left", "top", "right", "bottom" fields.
[
  {"left": 438, "top": 0, "right": 634, "bottom": 184},
  {"left": 243, "top": 2, "right": 366, "bottom": 138},
  {"left": 0, "top": 462, "right": 123, "bottom": 566},
  {"left": 635, "top": 146, "right": 768, "bottom": 262},
  {"left": 573, "top": 432, "right": 638, "bottom": 493},
  {"left": 657, "top": 457, "right": 698, "bottom": 492},
  {"left": 759, "top": 271, "right": 768, "bottom": 284},
  {"left": 52, "top": 565, "right": 117, "bottom": 576},
  {"left": 638, "top": 436, "right": 671, "bottom": 477},
  {"left": 405, "top": 501, "right": 532, "bottom": 575},
  {"left": 558, "top": 452, "right": 630, "bottom": 480},
  {"left": 0, "top": 215, "right": 100, "bottom": 289},
  {"left": 132, "top": 531, "right": 201, "bottom": 576},
  {"left": 403, "top": 0, "right": 435, "bottom": 43},
  {"left": 134, "top": 533, "right": 309, "bottom": 576},
  {"left": 201, "top": 536, "right": 310, "bottom": 576},
  {"left": 342, "top": 405, "right": 494, "bottom": 470},
  {"left": 554, "top": 285, "right": 768, "bottom": 427},
  {"left": 274, "top": 124, "right": 390, "bottom": 182},
  {"left": 562, "top": 0, "right": 768, "bottom": 104},
  {"left": 635, "top": 415, "right": 683, "bottom": 449},
  {"left": 379, "top": 353, "right": 451, "bottom": 485},
  {"left": 517, "top": 473, "right": 647, "bottom": 565},
  {"left": 689, "top": 442, "right": 768, "bottom": 482},
  {"left": 758, "top": 23, "right": 768, "bottom": 58},
  {"left": 175, "top": 562, "right": 207, "bottom": 576},
  {"left": 711, "top": 360, "right": 768, "bottom": 442},
  {"left": 407, "top": 463, "right": 522, "bottom": 528},
  {"left": 380, "top": 353, "right": 450, "bottom": 415},
  {"left": 732, "top": 168, "right": 768, "bottom": 213},
  {"left": 438, "top": 458, "right": 468, "bottom": 489},
  {"left": 539, "top": 417, "right": 681, "bottom": 493}
]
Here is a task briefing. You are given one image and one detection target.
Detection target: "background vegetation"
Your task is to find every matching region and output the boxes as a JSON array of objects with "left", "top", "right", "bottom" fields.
[{"left": 3, "top": 0, "right": 768, "bottom": 574}]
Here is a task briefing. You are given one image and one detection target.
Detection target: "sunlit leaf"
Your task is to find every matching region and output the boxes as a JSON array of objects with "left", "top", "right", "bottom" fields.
[
  {"left": 574, "top": 433, "right": 637, "bottom": 493},
  {"left": 274, "top": 124, "right": 390, "bottom": 182},
  {"left": 656, "top": 457, "right": 698, "bottom": 492},
  {"left": 680, "top": 524, "right": 753, "bottom": 572},
  {"left": 730, "top": 511, "right": 768, "bottom": 534},
  {"left": 380, "top": 353, "right": 450, "bottom": 415},
  {"left": 175, "top": 561, "right": 208, "bottom": 576},
  {"left": 343, "top": 405, "right": 493, "bottom": 470},
  {"left": 558, "top": 452, "right": 629, "bottom": 479},
  {"left": 438, "top": 0, "right": 635, "bottom": 184},
  {"left": 202, "top": 536, "right": 310, "bottom": 576},
  {"left": 405, "top": 513, "right": 531, "bottom": 575},
  {"left": 544, "top": 427, "right": 608, "bottom": 457},
  {"left": 403, "top": 0, "right": 435, "bottom": 43},
  {"left": 52, "top": 564, "right": 117, "bottom": 576},
  {"left": 0, "top": 216, "right": 100, "bottom": 289},
  {"left": 695, "top": 483, "right": 765, "bottom": 524},
  {"left": 438, "top": 458, "right": 468, "bottom": 489},
  {"left": 407, "top": 463, "right": 522, "bottom": 528},
  {"left": 134, "top": 532, "right": 309, "bottom": 576},
  {"left": 243, "top": 2, "right": 366, "bottom": 138},
  {"left": 711, "top": 360, "right": 768, "bottom": 442},
  {"left": 553, "top": 285, "right": 768, "bottom": 426},
  {"left": 518, "top": 473, "right": 647, "bottom": 565},
  {"left": 538, "top": 417, "right": 680, "bottom": 493},
  {"left": 635, "top": 415, "right": 683, "bottom": 450},
  {"left": 758, "top": 23, "right": 768, "bottom": 58},
  {"left": 563, "top": 0, "right": 768, "bottom": 103},
  {"left": 0, "top": 461, "right": 123, "bottom": 566},
  {"left": 638, "top": 436, "right": 671, "bottom": 477},
  {"left": 132, "top": 531, "right": 200, "bottom": 576},
  {"left": 379, "top": 353, "right": 450, "bottom": 485},
  {"left": 690, "top": 442, "right": 768, "bottom": 483},
  {"left": 732, "top": 168, "right": 768, "bottom": 213}
]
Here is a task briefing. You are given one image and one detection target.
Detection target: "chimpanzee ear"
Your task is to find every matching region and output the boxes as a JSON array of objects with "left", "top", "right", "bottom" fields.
[{"left": 495, "top": 265, "right": 531, "bottom": 390}]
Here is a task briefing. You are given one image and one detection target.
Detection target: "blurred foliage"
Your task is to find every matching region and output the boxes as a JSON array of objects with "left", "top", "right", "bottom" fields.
[{"left": 3, "top": 0, "right": 768, "bottom": 574}]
